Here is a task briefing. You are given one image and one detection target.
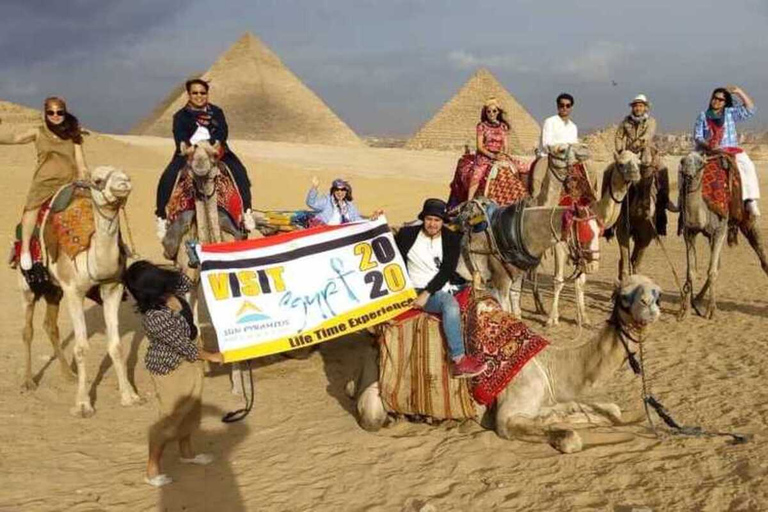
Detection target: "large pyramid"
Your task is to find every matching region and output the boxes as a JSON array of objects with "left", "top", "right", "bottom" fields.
[
  {"left": 133, "top": 33, "right": 363, "bottom": 147},
  {"left": 406, "top": 68, "right": 540, "bottom": 154}
]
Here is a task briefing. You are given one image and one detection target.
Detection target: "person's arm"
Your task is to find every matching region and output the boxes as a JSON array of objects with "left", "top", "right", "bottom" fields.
[
  {"left": 614, "top": 121, "right": 627, "bottom": 153},
  {"left": 0, "top": 127, "right": 37, "bottom": 145},
  {"left": 305, "top": 180, "right": 327, "bottom": 211},
  {"left": 643, "top": 117, "right": 657, "bottom": 145},
  {"left": 175, "top": 273, "right": 193, "bottom": 295},
  {"left": 476, "top": 124, "right": 495, "bottom": 160},
  {"left": 173, "top": 111, "right": 192, "bottom": 154},
  {"left": 74, "top": 143, "right": 89, "bottom": 179},
  {"left": 693, "top": 112, "right": 708, "bottom": 148},
  {"left": 727, "top": 86, "right": 755, "bottom": 122},
  {"left": 210, "top": 106, "right": 229, "bottom": 145},
  {"left": 347, "top": 202, "right": 364, "bottom": 221}
]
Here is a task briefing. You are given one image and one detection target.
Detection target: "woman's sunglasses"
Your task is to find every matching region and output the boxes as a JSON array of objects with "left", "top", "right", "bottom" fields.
[
  {"left": 712, "top": 96, "right": 727, "bottom": 102},
  {"left": 487, "top": 108, "right": 499, "bottom": 113},
  {"left": 332, "top": 187, "right": 348, "bottom": 192},
  {"left": 46, "top": 110, "right": 65, "bottom": 116}
]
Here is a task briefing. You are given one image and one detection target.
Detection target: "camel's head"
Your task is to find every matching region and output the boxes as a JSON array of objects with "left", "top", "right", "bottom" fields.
[
  {"left": 550, "top": 143, "right": 590, "bottom": 168},
  {"left": 182, "top": 140, "right": 221, "bottom": 179},
  {"left": 613, "top": 150, "right": 642, "bottom": 184},
  {"left": 90, "top": 166, "right": 132, "bottom": 206},
  {"left": 679, "top": 151, "right": 706, "bottom": 184},
  {"left": 614, "top": 274, "right": 662, "bottom": 332}
]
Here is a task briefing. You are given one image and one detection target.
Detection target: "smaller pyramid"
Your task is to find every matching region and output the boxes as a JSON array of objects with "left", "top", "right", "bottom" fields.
[
  {"left": 133, "top": 33, "right": 363, "bottom": 147},
  {"left": 0, "top": 100, "right": 41, "bottom": 130},
  {"left": 406, "top": 68, "right": 540, "bottom": 154},
  {"left": 583, "top": 125, "right": 617, "bottom": 161}
]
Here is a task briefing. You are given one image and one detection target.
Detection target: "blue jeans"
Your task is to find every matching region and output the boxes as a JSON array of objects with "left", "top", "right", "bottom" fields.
[{"left": 423, "top": 291, "right": 464, "bottom": 360}]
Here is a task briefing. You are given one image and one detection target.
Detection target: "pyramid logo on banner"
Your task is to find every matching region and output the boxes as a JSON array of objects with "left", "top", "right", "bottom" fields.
[
  {"left": 406, "top": 68, "right": 540, "bottom": 154},
  {"left": 133, "top": 32, "right": 363, "bottom": 147}
]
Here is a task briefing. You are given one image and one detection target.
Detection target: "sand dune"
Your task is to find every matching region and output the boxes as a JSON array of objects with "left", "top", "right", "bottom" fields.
[{"left": 1, "top": 135, "right": 767, "bottom": 511}]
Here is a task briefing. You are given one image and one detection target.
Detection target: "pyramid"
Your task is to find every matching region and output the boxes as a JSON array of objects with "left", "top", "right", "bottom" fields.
[
  {"left": 405, "top": 68, "right": 540, "bottom": 154},
  {"left": 133, "top": 33, "right": 363, "bottom": 147},
  {"left": 583, "top": 125, "right": 618, "bottom": 162},
  {"left": 0, "top": 100, "right": 42, "bottom": 130}
]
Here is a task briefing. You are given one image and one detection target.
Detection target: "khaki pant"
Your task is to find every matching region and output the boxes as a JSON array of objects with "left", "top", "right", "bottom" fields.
[{"left": 149, "top": 360, "right": 203, "bottom": 448}]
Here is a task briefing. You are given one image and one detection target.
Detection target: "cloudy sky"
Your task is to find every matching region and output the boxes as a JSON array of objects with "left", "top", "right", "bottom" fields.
[{"left": 1, "top": 0, "right": 766, "bottom": 136}]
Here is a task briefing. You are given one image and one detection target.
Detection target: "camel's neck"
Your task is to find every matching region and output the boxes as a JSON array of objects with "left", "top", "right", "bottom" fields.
[
  {"left": 522, "top": 206, "right": 569, "bottom": 256},
  {"left": 544, "top": 320, "right": 630, "bottom": 400},
  {"left": 89, "top": 198, "right": 122, "bottom": 280},
  {"left": 595, "top": 168, "right": 629, "bottom": 229}
]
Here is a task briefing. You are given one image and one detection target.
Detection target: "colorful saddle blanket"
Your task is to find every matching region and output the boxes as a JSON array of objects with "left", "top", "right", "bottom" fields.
[
  {"left": 43, "top": 187, "right": 96, "bottom": 261},
  {"left": 166, "top": 164, "right": 244, "bottom": 226},
  {"left": 702, "top": 153, "right": 744, "bottom": 222},
  {"left": 377, "top": 290, "right": 549, "bottom": 420},
  {"left": 485, "top": 157, "right": 533, "bottom": 206},
  {"left": 558, "top": 162, "right": 596, "bottom": 207}
]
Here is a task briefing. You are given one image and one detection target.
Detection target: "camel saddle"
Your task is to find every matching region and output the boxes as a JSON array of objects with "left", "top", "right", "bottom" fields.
[
  {"left": 43, "top": 185, "right": 96, "bottom": 262},
  {"left": 378, "top": 289, "right": 549, "bottom": 419},
  {"left": 701, "top": 152, "right": 744, "bottom": 223},
  {"left": 529, "top": 155, "right": 596, "bottom": 207},
  {"left": 484, "top": 157, "right": 532, "bottom": 206},
  {"left": 489, "top": 200, "right": 541, "bottom": 270}
]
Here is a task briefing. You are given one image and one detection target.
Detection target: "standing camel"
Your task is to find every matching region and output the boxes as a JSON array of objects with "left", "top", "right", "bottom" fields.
[
  {"left": 167, "top": 141, "right": 250, "bottom": 394},
  {"left": 678, "top": 152, "right": 768, "bottom": 319},
  {"left": 20, "top": 166, "right": 141, "bottom": 417},
  {"left": 615, "top": 156, "right": 672, "bottom": 280},
  {"left": 546, "top": 150, "right": 642, "bottom": 326},
  {"left": 355, "top": 275, "right": 662, "bottom": 453}
]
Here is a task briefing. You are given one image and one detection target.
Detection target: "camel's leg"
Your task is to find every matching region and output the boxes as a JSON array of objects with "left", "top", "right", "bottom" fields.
[
  {"left": 43, "top": 293, "right": 75, "bottom": 382},
  {"left": 617, "top": 222, "right": 632, "bottom": 281},
  {"left": 355, "top": 343, "right": 387, "bottom": 431},
  {"left": 230, "top": 362, "right": 245, "bottom": 396},
  {"left": 694, "top": 227, "right": 726, "bottom": 319},
  {"left": 102, "top": 282, "right": 141, "bottom": 406},
  {"left": 21, "top": 291, "right": 37, "bottom": 391},
  {"left": 630, "top": 228, "right": 654, "bottom": 275},
  {"left": 538, "top": 401, "right": 621, "bottom": 426},
  {"left": 488, "top": 258, "right": 514, "bottom": 314},
  {"left": 528, "top": 268, "right": 547, "bottom": 315},
  {"left": 741, "top": 224, "right": 768, "bottom": 276},
  {"left": 509, "top": 274, "right": 523, "bottom": 319},
  {"left": 574, "top": 273, "right": 591, "bottom": 327},
  {"left": 678, "top": 231, "right": 697, "bottom": 320},
  {"left": 546, "top": 244, "right": 567, "bottom": 327},
  {"left": 64, "top": 290, "right": 95, "bottom": 417}
]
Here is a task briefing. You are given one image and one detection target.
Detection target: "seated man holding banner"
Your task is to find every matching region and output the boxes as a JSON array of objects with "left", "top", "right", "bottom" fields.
[{"left": 395, "top": 199, "right": 487, "bottom": 378}]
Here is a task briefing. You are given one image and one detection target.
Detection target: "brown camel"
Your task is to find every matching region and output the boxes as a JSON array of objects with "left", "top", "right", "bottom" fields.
[
  {"left": 677, "top": 152, "right": 768, "bottom": 319},
  {"left": 20, "top": 166, "right": 141, "bottom": 417}
]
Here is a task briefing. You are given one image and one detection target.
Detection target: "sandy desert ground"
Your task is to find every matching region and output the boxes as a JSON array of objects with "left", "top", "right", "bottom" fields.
[{"left": 1, "top": 135, "right": 767, "bottom": 511}]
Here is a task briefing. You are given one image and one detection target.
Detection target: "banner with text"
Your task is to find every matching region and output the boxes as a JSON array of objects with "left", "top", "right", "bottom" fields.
[{"left": 196, "top": 217, "right": 416, "bottom": 362}]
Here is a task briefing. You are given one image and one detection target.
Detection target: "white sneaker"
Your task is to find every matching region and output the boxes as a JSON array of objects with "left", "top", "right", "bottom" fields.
[
  {"left": 243, "top": 209, "right": 256, "bottom": 232},
  {"left": 155, "top": 217, "right": 167, "bottom": 241},
  {"left": 747, "top": 200, "right": 761, "bottom": 217},
  {"left": 20, "top": 252, "right": 32, "bottom": 271}
]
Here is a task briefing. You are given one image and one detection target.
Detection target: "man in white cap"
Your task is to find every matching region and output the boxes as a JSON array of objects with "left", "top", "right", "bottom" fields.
[{"left": 615, "top": 94, "right": 657, "bottom": 167}]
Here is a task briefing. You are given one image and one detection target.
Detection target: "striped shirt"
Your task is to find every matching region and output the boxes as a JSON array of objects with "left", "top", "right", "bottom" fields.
[
  {"left": 142, "top": 275, "right": 199, "bottom": 375},
  {"left": 694, "top": 103, "right": 755, "bottom": 149}
]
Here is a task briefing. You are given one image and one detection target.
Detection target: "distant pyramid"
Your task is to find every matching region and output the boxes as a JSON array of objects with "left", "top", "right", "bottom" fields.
[
  {"left": 406, "top": 68, "right": 540, "bottom": 154},
  {"left": 0, "top": 100, "right": 41, "bottom": 130},
  {"left": 132, "top": 33, "right": 363, "bottom": 147}
]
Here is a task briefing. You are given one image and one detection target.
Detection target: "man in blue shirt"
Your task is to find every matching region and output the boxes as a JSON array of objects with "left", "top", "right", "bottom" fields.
[{"left": 694, "top": 85, "right": 759, "bottom": 217}]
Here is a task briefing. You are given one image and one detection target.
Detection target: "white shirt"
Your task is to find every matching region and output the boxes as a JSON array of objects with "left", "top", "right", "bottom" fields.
[
  {"left": 539, "top": 115, "right": 578, "bottom": 154},
  {"left": 189, "top": 125, "right": 211, "bottom": 145},
  {"left": 406, "top": 231, "right": 444, "bottom": 290}
]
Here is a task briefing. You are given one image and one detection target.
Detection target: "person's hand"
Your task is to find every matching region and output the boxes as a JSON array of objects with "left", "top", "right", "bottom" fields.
[
  {"left": 413, "top": 291, "right": 429, "bottom": 309},
  {"left": 726, "top": 85, "right": 740, "bottom": 94},
  {"left": 200, "top": 350, "right": 223, "bottom": 363},
  {"left": 311, "top": 176, "right": 320, "bottom": 189},
  {"left": 370, "top": 209, "right": 384, "bottom": 220}
]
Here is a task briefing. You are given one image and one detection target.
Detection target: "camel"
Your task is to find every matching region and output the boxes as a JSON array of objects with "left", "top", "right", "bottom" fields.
[
  {"left": 677, "top": 152, "right": 768, "bottom": 319},
  {"left": 20, "top": 166, "right": 141, "bottom": 417},
  {"left": 168, "top": 141, "right": 252, "bottom": 394},
  {"left": 354, "top": 274, "right": 662, "bottom": 453},
  {"left": 545, "top": 150, "right": 642, "bottom": 327},
  {"left": 615, "top": 156, "right": 671, "bottom": 280},
  {"left": 529, "top": 143, "right": 594, "bottom": 207}
]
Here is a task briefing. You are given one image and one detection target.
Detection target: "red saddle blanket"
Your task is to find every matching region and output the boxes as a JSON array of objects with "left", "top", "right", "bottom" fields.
[
  {"left": 166, "top": 164, "right": 244, "bottom": 226},
  {"left": 485, "top": 157, "right": 532, "bottom": 206},
  {"left": 10, "top": 201, "right": 50, "bottom": 267},
  {"left": 702, "top": 154, "right": 744, "bottom": 222},
  {"left": 559, "top": 162, "right": 595, "bottom": 208}
]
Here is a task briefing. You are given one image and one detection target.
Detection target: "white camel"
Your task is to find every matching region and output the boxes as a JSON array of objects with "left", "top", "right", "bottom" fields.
[
  {"left": 20, "top": 166, "right": 141, "bottom": 417},
  {"left": 354, "top": 274, "right": 661, "bottom": 453}
]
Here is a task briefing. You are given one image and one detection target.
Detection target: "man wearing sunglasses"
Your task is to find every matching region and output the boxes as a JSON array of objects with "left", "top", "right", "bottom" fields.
[
  {"left": 539, "top": 93, "right": 579, "bottom": 156},
  {"left": 395, "top": 199, "right": 487, "bottom": 378},
  {"left": 694, "top": 85, "right": 760, "bottom": 217}
]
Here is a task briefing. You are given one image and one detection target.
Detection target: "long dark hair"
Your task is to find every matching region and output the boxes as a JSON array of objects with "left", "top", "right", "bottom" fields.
[
  {"left": 44, "top": 97, "right": 84, "bottom": 144},
  {"left": 710, "top": 87, "right": 733, "bottom": 108},
  {"left": 481, "top": 105, "right": 510, "bottom": 129},
  {"left": 124, "top": 260, "right": 185, "bottom": 314}
]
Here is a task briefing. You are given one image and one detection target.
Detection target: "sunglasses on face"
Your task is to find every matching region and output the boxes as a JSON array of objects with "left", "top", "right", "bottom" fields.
[
  {"left": 190, "top": 91, "right": 208, "bottom": 96},
  {"left": 487, "top": 108, "right": 499, "bottom": 113},
  {"left": 46, "top": 110, "right": 65, "bottom": 116},
  {"left": 332, "top": 187, "right": 348, "bottom": 192},
  {"left": 712, "top": 96, "right": 726, "bottom": 102},
  {"left": 558, "top": 103, "right": 572, "bottom": 109}
]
